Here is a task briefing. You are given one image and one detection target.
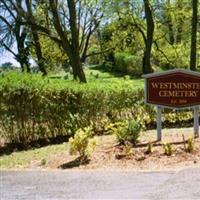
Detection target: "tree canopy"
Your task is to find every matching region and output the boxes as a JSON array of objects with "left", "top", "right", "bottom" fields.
[{"left": 0, "top": 0, "right": 199, "bottom": 81}]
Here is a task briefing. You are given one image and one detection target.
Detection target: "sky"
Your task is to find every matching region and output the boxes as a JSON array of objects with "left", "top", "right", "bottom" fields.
[
  {"left": 0, "top": 51, "right": 20, "bottom": 67},
  {"left": 0, "top": 43, "right": 20, "bottom": 67}
]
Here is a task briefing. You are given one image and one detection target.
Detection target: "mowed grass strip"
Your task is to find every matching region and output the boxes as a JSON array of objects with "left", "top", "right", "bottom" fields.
[
  {"left": 0, "top": 143, "right": 68, "bottom": 169},
  {"left": 0, "top": 69, "right": 144, "bottom": 92}
]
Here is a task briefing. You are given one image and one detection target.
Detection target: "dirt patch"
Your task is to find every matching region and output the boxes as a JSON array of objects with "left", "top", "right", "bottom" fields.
[{"left": 40, "top": 127, "right": 200, "bottom": 171}]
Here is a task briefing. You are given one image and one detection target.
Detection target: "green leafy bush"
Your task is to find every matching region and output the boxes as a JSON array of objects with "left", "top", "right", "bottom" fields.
[
  {"left": 0, "top": 72, "right": 198, "bottom": 147},
  {"left": 0, "top": 72, "right": 142, "bottom": 145},
  {"left": 186, "top": 138, "right": 195, "bottom": 153},
  {"left": 163, "top": 143, "right": 173, "bottom": 156},
  {"left": 128, "top": 120, "right": 141, "bottom": 145},
  {"left": 115, "top": 125, "right": 129, "bottom": 145},
  {"left": 114, "top": 52, "right": 142, "bottom": 76},
  {"left": 69, "top": 127, "right": 96, "bottom": 162},
  {"left": 146, "top": 142, "right": 153, "bottom": 154},
  {"left": 114, "top": 120, "right": 141, "bottom": 146}
]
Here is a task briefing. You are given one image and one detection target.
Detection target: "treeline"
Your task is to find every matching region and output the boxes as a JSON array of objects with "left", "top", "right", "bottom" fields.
[{"left": 0, "top": 0, "right": 199, "bottom": 82}]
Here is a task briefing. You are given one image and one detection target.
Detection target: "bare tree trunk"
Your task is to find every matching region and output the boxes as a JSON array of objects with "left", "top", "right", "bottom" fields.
[
  {"left": 49, "top": 0, "right": 86, "bottom": 82},
  {"left": 32, "top": 29, "right": 47, "bottom": 76},
  {"left": 15, "top": 6, "right": 30, "bottom": 73},
  {"left": 25, "top": 0, "right": 47, "bottom": 76},
  {"left": 67, "top": 0, "right": 86, "bottom": 82},
  {"left": 190, "top": 0, "right": 198, "bottom": 71},
  {"left": 176, "top": 0, "right": 183, "bottom": 43},
  {"left": 143, "top": 0, "right": 154, "bottom": 74},
  {"left": 166, "top": 0, "right": 175, "bottom": 45}
]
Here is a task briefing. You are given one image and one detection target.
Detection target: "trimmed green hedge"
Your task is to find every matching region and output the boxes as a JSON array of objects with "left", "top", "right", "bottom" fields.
[
  {"left": 0, "top": 72, "right": 197, "bottom": 145},
  {"left": 0, "top": 72, "right": 143, "bottom": 144}
]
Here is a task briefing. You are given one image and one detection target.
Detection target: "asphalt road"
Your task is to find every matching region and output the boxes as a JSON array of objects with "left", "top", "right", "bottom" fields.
[{"left": 1, "top": 168, "right": 200, "bottom": 200}]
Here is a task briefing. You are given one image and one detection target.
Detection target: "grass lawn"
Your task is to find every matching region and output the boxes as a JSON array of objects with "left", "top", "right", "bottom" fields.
[
  {"left": 47, "top": 67, "right": 144, "bottom": 91},
  {"left": 0, "top": 143, "right": 68, "bottom": 169},
  {"left": 0, "top": 67, "right": 144, "bottom": 93}
]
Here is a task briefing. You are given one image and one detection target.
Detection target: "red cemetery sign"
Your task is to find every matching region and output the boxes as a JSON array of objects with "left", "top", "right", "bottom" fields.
[
  {"left": 143, "top": 69, "right": 200, "bottom": 141},
  {"left": 143, "top": 69, "right": 200, "bottom": 108}
]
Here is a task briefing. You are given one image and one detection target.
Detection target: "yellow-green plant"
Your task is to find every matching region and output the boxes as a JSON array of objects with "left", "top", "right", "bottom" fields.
[
  {"left": 69, "top": 126, "right": 96, "bottom": 162},
  {"left": 146, "top": 142, "right": 153, "bottom": 154},
  {"left": 128, "top": 120, "right": 141, "bottom": 145},
  {"left": 186, "top": 138, "right": 195, "bottom": 153},
  {"left": 163, "top": 143, "right": 173, "bottom": 156},
  {"left": 123, "top": 143, "right": 132, "bottom": 156},
  {"left": 114, "top": 120, "right": 141, "bottom": 146}
]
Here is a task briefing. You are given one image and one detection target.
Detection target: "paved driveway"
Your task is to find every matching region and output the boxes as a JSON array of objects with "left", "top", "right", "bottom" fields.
[{"left": 1, "top": 168, "right": 200, "bottom": 199}]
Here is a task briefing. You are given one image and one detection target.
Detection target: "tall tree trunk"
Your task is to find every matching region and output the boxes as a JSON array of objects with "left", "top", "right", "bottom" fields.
[
  {"left": 15, "top": 9, "right": 30, "bottom": 73},
  {"left": 31, "top": 29, "right": 47, "bottom": 76},
  {"left": 143, "top": 0, "right": 154, "bottom": 74},
  {"left": 49, "top": 0, "right": 86, "bottom": 82},
  {"left": 176, "top": 0, "right": 183, "bottom": 43},
  {"left": 190, "top": 0, "right": 198, "bottom": 71},
  {"left": 67, "top": 0, "right": 86, "bottom": 82},
  {"left": 166, "top": 0, "right": 175, "bottom": 45},
  {"left": 25, "top": 0, "right": 47, "bottom": 76}
]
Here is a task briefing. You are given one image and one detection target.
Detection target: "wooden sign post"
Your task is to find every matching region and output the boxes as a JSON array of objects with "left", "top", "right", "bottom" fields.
[{"left": 143, "top": 69, "right": 200, "bottom": 141}]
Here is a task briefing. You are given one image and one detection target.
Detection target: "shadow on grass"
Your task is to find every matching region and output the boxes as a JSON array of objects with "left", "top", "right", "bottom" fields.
[
  {"left": 58, "top": 157, "right": 90, "bottom": 169},
  {"left": 0, "top": 135, "right": 70, "bottom": 157},
  {"left": 89, "top": 65, "right": 142, "bottom": 79}
]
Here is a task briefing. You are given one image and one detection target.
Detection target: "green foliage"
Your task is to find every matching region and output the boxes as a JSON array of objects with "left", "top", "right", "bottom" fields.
[
  {"left": 0, "top": 71, "right": 198, "bottom": 146},
  {"left": 153, "top": 44, "right": 190, "bottom": 70},
  {"left": 30, "top": 35, "right": 67, "bottom": 72},
  {"left": 146, "top": 142, "right": 153, "bottom": 154},
  {"left": 186, "top": 138, "right": 195, "bottom": 153},
  {"left": 114, "top": 125, "right": 129, "bottom": 145},
  {"left": 122, "top": 144, "right": 132, "bottom": 156},
  {"left": 114, "top": 120, "right": 140, "bottom": 146},
  {"left": 69, "top": 127, "right": 96, "bottom": 161},
  {"left": 128, "top": 120, "right": 141, "bottom": 145},
  {"left": 40, "top": 158, "right": 47, "bottom": 166},
  {"left": 163, "top": 143, "right": 173, "bottom": 156},
  {"left": 0, "top": 72, "right": 143, "bottom": 145},
  {"left": 114, "top": 52, "right": 142, "bottom": 76},
  {"left": 0, "top": 62, "right": 16, "bottom": 71}
]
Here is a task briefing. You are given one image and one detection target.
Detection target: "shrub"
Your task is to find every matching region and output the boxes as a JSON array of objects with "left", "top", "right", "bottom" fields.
[
  {"left": 114, "top": 120, "right": 141, "bottom": 146},
  {"left": 114, "top": 52, "right": 142, "bottom": 76},
  {"left": 146, "top": 142, "right": 153, "bottom": 154},
  {"left": 123, "top": 144, "right": 132, "bottom": 156},
  {"left": 0, "top": 72, "right": 143, "bottom": 145},
  {"left": 128, "top": 120, "right": 141, "bottom": 145},
  {"left": 0, "top": 72, "right": 197, "bottom": 147},
  {"left": 115, "top": 125, "right": 128, "bottom": 145},
  {"left": 163, "top": 143, "right": 173, "bottom": 156},
  {"left": 186, "top": 138, "right": 195, "bottom": 153},
  {"left": 69, "top": 127, "right": 96, "bottom": 162}
]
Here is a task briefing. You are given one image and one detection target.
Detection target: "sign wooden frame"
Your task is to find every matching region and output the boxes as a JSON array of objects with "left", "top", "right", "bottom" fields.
[{"left": 143, "top": 69, "right": 200, "bottom": 140}]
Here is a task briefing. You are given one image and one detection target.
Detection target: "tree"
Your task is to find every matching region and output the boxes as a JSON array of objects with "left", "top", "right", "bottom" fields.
[
  {"left": 175, "top": 0, "right": 183, "bottom": 44},
  {"left": 0, "top": 0, "right": 30, "bottom": 72},
  {"left": 49, "top": 0, "right": 86, "bottom": 82},
  {"left": 13, "top": 0, "right": 106, "bottom": 82},
  {"left": 190, "top": 0, "right": 198, "bottom": 71},
  {"left": 163, "top": 0, "right": 175, "bottom": 45},
  {"left": 25, "top": 0, "right": 47, "bottom": 76},
  {"left": 0, "top": 62, "right": 14, "bottom": 70},
  {"left": 143, "top": 0, "right": 154, "bottom": 74}
]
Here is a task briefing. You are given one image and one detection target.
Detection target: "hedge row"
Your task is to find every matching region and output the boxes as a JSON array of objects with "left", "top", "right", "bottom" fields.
[{"left": 0, "top": 72, "right": 197, "bottom": 145}]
